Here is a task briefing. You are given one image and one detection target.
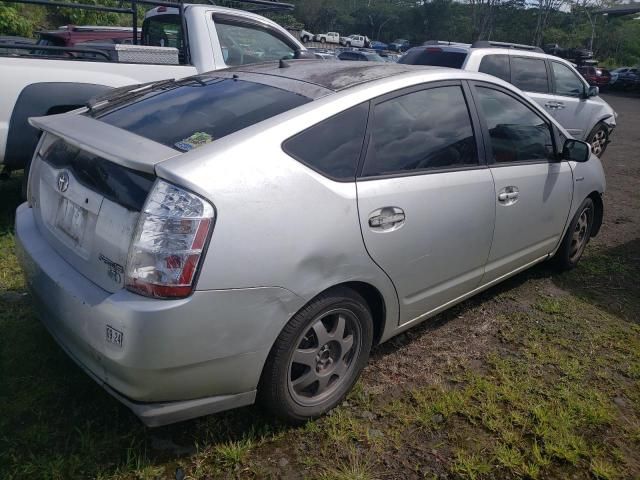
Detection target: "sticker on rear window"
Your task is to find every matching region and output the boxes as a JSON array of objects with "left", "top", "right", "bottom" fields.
[{"left": 174, "top": 132, "right": 213, "bottom": 152}]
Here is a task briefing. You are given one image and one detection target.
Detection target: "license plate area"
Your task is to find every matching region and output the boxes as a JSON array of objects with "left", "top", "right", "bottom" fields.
[{"left": 56, "top": 197, "right": 87, "bottom": 244}]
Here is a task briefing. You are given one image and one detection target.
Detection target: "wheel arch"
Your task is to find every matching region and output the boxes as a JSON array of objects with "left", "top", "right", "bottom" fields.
[
  {"left": 338, "top": 281, "right": 387, "bottom": 345},
  {"left": 281, "top": 281, "right": 389, "bottom": 349},
  {"left": 5, "top": 82, "right": 112, "bottom": 169}
]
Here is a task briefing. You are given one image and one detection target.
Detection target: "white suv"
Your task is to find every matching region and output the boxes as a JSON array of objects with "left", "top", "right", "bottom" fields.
[{"left": 400, "top": 40, "right": 617, "bottom": 156}]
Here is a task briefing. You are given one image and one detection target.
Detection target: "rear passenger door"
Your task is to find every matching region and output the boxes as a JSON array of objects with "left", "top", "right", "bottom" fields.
[
  {"left": 509, "top": 55, "right": 558, "bottom": 117},
  {"left": 471, "top": 83, "right": 573, "bottom": 282},
  {"left": 356, "top": 82, "right": 496, "bottom": 325}
]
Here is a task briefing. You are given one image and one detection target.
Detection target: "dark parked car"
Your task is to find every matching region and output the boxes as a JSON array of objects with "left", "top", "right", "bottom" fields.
[
  {"left": 399, "top": 45, "right": 469, "bottom": 68},
  {"left": 0, "top": 36, "right": 35, "bottom": 55},
  {"left": 369, "top": 40, "right": 388, "bottom": 51},
  {"left": 389, "top": 38, "right": 411, "bottom": 52},
  {"left": 543, "top": 43, "right": 593, "bottom": 63},
  {"left": 577, "top": 66, "right": 612, "bottom": 90},
  {"left": 337, "top": 50, "right": 384, "bottom": 62},
  {"left": 612, "top": 67, "right": 640, "bottom": 91}
]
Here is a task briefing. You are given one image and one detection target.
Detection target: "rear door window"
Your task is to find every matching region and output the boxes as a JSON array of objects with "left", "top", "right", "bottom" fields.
[
  {"left": 399, "top": 48, "right": 467, "bottom": 68},
  {"left": 511, "top": 57, "right": 549, "bottom": 93},
  {"left": 478, "top": 54, "right": 510, "bottom": 82},
  {"left": 283, "top": 103, "right": 369, "bottom": 180},
  {"left": 97, "top": 77, "right": 310, "bottom": 151},
  {"left": 362, "top": 85, "right": 478, "bottom": 177}
]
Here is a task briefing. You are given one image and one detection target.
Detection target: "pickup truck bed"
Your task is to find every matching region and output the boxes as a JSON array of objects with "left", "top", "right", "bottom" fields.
[{"left": 0, "top": 2, "right": 305, "bottom": 173}]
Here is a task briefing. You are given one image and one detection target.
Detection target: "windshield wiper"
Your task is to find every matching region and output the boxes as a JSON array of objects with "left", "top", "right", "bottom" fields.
[{"left": 86, "top": 78, "right": 177, "bottom": 111}]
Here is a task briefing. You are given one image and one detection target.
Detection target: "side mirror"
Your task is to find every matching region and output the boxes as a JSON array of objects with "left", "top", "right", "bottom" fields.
[
  {"left": 586, "top": 85, "right": 599, "bottom": 97},
  {"left": 294, "top": 49, "right": 317, "bottom": 60},
  {"left": 562, "top": 139, "right": 591, "bottom": 162}
]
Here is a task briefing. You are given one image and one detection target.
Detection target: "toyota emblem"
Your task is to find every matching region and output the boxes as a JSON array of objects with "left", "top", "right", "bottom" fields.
[{"left": 57, "top": 171, "right": 70, "bottom": 193}]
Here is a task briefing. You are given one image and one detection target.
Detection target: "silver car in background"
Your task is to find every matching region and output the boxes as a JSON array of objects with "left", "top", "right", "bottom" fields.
[
  {"left": 399, "top": 41, "right": 617, "bottom": 157},
  {"left": 16, "top": 61, "right": 605, "bottom": 426}
]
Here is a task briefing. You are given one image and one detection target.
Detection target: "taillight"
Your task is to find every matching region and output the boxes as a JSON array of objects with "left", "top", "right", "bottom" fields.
[{"left": 126, "top": 180, "right": 214, "bottom": 299}]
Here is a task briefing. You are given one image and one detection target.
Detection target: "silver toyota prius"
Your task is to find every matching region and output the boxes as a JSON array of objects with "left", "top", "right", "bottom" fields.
[{"left": 16, "top": 61, "right": 605, "bottom": 426}]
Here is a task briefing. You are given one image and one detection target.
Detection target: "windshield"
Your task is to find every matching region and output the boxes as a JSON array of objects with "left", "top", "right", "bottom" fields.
[
  {"left": 96, "top": 77, "right": 310, "bottom": 152},
  {"left": 399, "top": 48, "right": 467, "bottom": 68}
]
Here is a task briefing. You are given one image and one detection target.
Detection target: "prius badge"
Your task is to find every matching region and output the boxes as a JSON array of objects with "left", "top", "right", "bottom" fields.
[{"left": 57, "top": 171, "right": 70, "bottom": 193}]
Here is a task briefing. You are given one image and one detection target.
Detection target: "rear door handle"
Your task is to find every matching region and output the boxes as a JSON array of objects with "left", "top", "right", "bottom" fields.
[
  {"left": 368, "top": 207, "right": 405, "bottom": 231},
  {"left": 544, "top": 102, "right": 560, "bottom": 109},
  {"left": 554, "top": 101, "right": 565, "bottom": 110}
]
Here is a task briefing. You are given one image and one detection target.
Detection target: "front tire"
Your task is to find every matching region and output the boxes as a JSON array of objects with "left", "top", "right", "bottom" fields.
[
  {"left": 587, "top": 123, "right": 609, "bottom": 157},
  {"left": 320, "top": 37, "right": 326, "bottom": 44},
  {"left": 258, "top": 287, "right": 373, "bottom": 423},
  {"left": 553, "top": 198, "right": 595, "bottom": 270}
]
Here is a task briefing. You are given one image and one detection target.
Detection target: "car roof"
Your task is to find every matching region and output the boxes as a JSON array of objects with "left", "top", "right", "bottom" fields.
[{"left": 220, "top": 60, "right": 422, "bottom": 96}]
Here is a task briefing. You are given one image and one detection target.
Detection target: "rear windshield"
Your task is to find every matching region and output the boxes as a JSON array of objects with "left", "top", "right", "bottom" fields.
[
  {"left": 97, "top": 77, "right": 311, "bottom": 152},
  {"left": 399, "top": 48, "right": 467, "bottom": 68}
]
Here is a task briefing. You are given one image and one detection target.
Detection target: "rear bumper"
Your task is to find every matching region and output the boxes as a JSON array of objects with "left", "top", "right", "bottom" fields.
[{"left": 15, "top": 203, "right": 303, "bottom": 425}]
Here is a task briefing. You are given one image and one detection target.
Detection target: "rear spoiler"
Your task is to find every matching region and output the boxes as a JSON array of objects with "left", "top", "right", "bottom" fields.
[{"left": 29, "top": 112, "right": 180, "bottom": 174}]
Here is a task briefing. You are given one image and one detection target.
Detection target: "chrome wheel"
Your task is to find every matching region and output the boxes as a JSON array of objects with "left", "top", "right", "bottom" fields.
[
  {"left": 288, "top": 308, "right": 361, "bottom": 407},
  {"left": 569, "top": 206, "right": 592, "bottom": 263},
  {"left": 590, "top": 128, "right": 607, "bottom": 156}
]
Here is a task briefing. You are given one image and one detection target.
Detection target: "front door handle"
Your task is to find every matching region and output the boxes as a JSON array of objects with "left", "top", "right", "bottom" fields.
[
  {"left": 498, "top": 186, "right": 519, "bottom": 205},
  {"left": 368, "top": 207, "right": 405, "bottom": 231},
  {"left": 498, "top": 192, "right": 518, "bottom": 201}
]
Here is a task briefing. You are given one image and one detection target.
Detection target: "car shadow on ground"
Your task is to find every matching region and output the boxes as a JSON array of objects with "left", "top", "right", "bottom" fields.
[{"left": 553, "top": 239, "right": 640, "bottom": 324}]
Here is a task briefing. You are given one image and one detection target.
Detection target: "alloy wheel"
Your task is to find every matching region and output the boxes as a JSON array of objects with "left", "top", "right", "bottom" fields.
[
  {"left": 569, "top": 206, "right": 592, "bottom": 263},
  {"left": 287, "top": 308, "right": 361, "bottom": 407}
]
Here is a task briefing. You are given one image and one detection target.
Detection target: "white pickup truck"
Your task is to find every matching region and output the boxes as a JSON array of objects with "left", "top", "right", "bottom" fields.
[
  {"left": 340, "top": 35, "right": 370, "bottom": 48},
  {"left": 314, "top": 32, "right": 340, "bottom": 44},
  {"left": 0, "top": 0, "right": 308, "bottom": 179}
]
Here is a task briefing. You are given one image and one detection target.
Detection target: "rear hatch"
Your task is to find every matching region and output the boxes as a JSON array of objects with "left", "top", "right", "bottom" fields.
[
  {"left": 27, "top": 74, "right": 312, "bottom": 293},
  {"left": 28, "top": 114, "right": 180, "bottom": 293}
]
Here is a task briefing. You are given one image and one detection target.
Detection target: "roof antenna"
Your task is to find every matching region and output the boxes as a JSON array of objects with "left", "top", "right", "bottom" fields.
[{"left": 279, "top": 59, "right": 290, "bottom": 68}]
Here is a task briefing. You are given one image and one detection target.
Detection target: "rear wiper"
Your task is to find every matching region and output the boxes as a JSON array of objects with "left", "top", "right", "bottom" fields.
[{"left": 86, "top": 78, "right": 177, "bottom": 111}]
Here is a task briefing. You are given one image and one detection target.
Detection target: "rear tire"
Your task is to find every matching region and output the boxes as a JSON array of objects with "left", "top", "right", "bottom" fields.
[
  {"left": 320, "top": 38, "right": 326, "bottom": 44},
  {"left": 553, "top": 198, "right": 595, "bottom": 271},
  {"left": 587, "top": 123, "right": 609, "bottom": 158},
  {"left": 258, "top": 287, "right": 373, "bottom": 423}
]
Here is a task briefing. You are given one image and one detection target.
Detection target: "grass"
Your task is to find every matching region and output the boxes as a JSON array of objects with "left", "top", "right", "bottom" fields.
[{"left": 1, "top": 174, "right": 639, "bottom": 479}]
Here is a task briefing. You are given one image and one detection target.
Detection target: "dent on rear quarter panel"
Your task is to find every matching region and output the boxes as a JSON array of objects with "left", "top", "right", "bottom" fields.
[{"left": 155, "top": 129, "right": 400, "bottom": 338}]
